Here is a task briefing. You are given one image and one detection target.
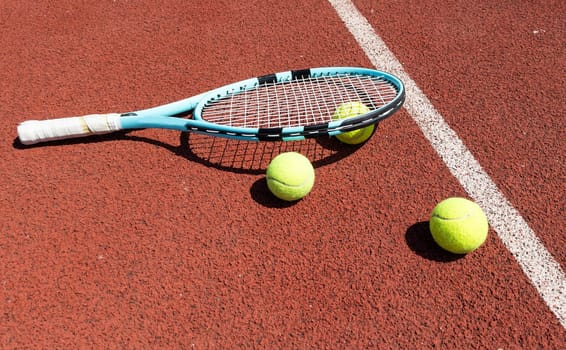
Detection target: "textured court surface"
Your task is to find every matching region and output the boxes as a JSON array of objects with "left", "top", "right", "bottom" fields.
[{"left": 1, "top": 0, "right": 564, "bottom": 348}]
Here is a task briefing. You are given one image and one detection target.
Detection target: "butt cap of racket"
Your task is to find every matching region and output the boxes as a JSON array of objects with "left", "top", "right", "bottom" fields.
[{"left": 17, "top": 113, "right": 122, "bottom": 145}]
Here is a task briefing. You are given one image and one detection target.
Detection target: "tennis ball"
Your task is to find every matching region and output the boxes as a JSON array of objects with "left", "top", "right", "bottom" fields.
[
  {"left": 332, "top": 101, "right": 375, "bottom": 145},
  {"left": 429, "top": 197, "right": 489, "bottom": 254},
  {"left": 266, "top": 152, "right": 315, "bottom": 201}
]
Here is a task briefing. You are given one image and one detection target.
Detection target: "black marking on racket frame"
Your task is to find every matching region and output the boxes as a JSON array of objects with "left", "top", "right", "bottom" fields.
[
  {"left": 303, "top": 123, "right": 326, "bottom": 132},
  {"left": 257, "top": 127, "right": 284, "bottom": 141},
  {"left": 299, "top": 124, "right": 327, "bottom": 139},
  {"left": 257, "top": 74, "right": 278, "bottom": 85},
  {"left": 291, "top": 69, "right": 311, "bottom": 80}
]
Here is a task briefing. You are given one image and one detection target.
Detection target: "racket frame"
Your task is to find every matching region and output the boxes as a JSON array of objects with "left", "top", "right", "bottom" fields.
[
  {"left": 121, "top": 67, "right": 404, "bottom": 141},
  {"left": 18, "top": 67, "right": 404, "bottom": 144}
]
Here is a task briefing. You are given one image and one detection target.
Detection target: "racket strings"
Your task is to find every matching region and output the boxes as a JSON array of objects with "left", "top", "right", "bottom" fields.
[{"left": 202, "top": 75, "right": 398, "bottom": 129}]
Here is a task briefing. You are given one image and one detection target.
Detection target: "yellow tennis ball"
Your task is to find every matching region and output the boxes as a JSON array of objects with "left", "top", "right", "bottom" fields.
[
  {"left": 266, "top": 152, "right": 315, "bottom": 201},
  {"left": 429, "top": 197, "right": 489, "bottom": 254},
  {"left": 332, "top": 101, "right": 375, "bottom": 145}
]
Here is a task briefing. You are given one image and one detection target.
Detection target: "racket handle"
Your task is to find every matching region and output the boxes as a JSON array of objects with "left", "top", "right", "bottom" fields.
[{"left": 17, "top": 113, "right": 122, "bottom": 145}]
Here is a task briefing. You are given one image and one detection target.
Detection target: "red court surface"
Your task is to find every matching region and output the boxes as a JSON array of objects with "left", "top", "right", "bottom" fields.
[{"left": 1, "top": 0, "right": 564, "bottom": 349}]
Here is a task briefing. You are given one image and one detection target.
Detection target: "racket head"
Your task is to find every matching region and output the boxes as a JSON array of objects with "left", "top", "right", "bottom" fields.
[{"left": 191, "top": 67, "right": 405, "bottom": 141}]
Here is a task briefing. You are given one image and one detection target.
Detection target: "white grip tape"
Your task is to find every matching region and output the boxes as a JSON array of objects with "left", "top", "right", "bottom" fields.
[{"left": 17, "top": 113, "right": 122, "bottom": 145}]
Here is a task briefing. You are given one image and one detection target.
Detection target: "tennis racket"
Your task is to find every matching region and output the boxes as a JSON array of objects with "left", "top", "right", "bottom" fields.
[{"left": 17, "top": 67, "right": 404, "bottom": 145}]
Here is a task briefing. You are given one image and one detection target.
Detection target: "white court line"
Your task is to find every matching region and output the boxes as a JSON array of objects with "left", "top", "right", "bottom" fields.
[{"left": 327, "top": 0, "right": 565, "bottom": 328}]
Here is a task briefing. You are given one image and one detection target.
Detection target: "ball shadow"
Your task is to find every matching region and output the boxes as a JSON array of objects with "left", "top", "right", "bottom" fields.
[
  {"left": 249, "top": 178, "right": 299, "bottom": 209},
  {"left": 405, "top": 221, "right": 466, "bottom": 262}
]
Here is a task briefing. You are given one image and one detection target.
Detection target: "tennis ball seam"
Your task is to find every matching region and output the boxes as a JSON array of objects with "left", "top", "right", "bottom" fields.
[
  {"left": 266, "top": 176, "right": 309, "bottom": 188},
  {"left": 431, "top": 211, "right": 473, "bottom": 221}
]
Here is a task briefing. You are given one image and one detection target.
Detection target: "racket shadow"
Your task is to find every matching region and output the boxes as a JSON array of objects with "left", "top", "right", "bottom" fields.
[
  {"left": 179, "top": 132, "right": 363, "bottom": 175},
  {"left": 180, "top": 133, "right": 367, "bottom": 207},
  {"left": 13, "top": 130, "right": 364, "bottom": 175}
]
